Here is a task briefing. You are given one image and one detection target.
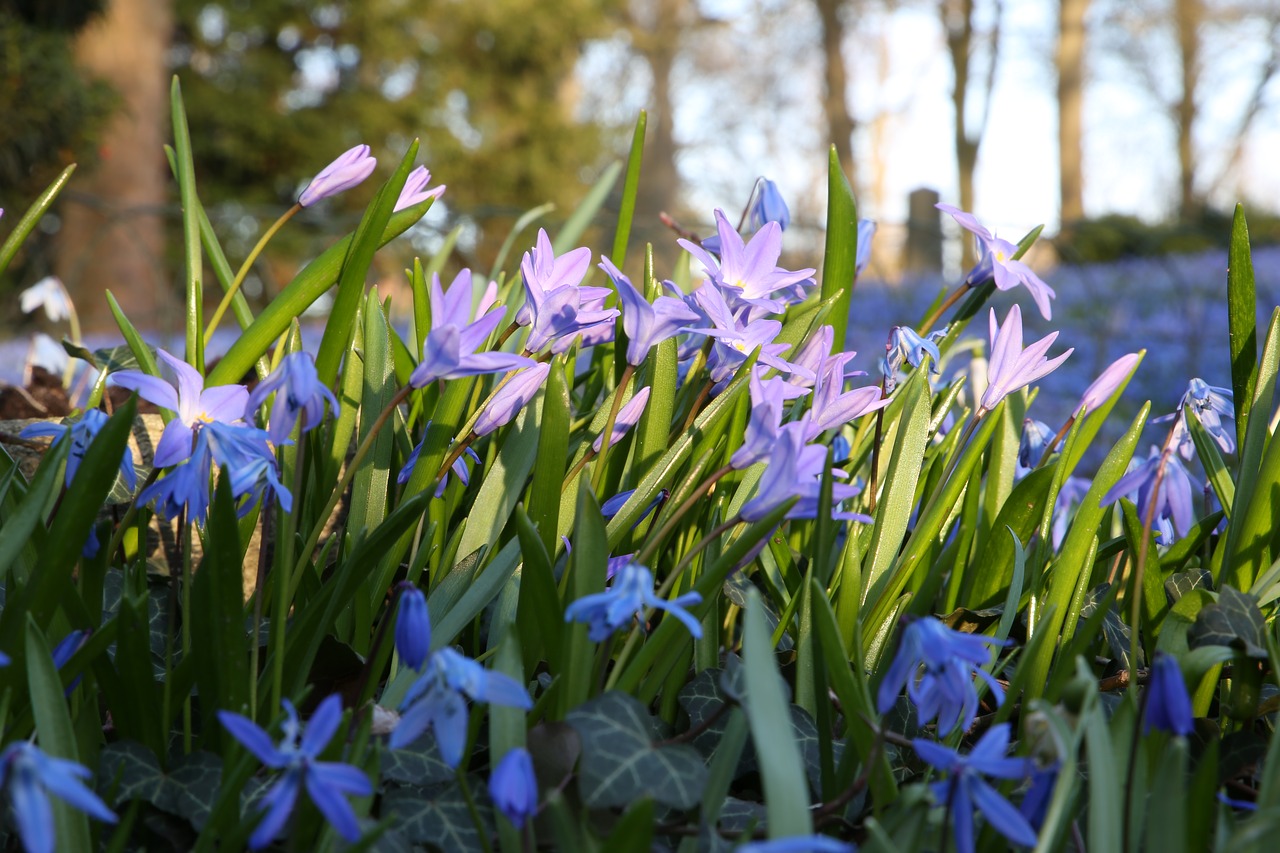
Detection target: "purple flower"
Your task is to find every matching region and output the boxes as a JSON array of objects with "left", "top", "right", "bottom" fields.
[
  {"left": 877, "top": 616, "right": 1007, "bottom": 736},
  {"left": 20, "top": 409, "right": 136, "bottom": 491},
  {"left": 109, "top": 348, "right": 249, "bottom": 468},
  {"left": 137, "top": 430, "right": 213, "bottom": 523},
  {"left": 474, "top": 363, "right": 551, "bottom": 437},
  {"left": 801, "top": 346, "right": 887, "bottom": 439},
  {"left": 739, "top": 424, "right": 866, "bottom": 523},
  {"left": 731, "top": 368, "right": 795, "bottom": 470},
  {"left": 739, "top": 837, "right": 854, "bottom": 853},
  {"left": 298, "top": 144, "right": 377, "bottom": 207},
  {"left": 489, "top": 747, "right": 538, "bottom": 830},
  {"left": 679, "top": 209, "right": 815, "bottom": 314},
  {"left": 600, "top": 489, "right": 667, "bottom": 528},
  {"left": 1168, "top": 377, "right": 1234, "bottom": 458},
  {"left": 398, "top": 430, "right": 480, "bottom": 497},
  {"left": 1076, "top": 352, "right": 1142, "bottom": 416},
  {"left": 684, "top": 282, "right": 811, "bottom": 388},
  {"left": 1102, "top": 446, "right": 1197, "bottom": 543},
  {"left": 391, "top": 648, "right": 533, "bottom": 764},
  {"left": 750, "top": 178, "right": 791, "bottom": 231},
  {"left": 856, "top": 219, "right": 877, "bottom": 276},
  {"left": 0, "top": 742, "right": 117, "bottom": 853},
  {"left": 245, "top": 352, "right": 339, "bottom": 445},
  {"left": 937, "top": 203, "right": 1056, "bottom": 320},
  {"left": 205, "top": 420, "right": 292, "bottom": 514},
  {"left": 1051, "top": 476, "right": 1091, "bottom": 549},
  {"left": 1019, "top": 765, "right": 1058, "bottom": 832},
  {"left": 598, "top": 257, "right": 700, "bottom": 366},
  {"left": 394, "top": 166, "right": 445, "bottom": 212},
  {"left": 913, "top": 724, "right": 1038, "bottom": 853},
  {"left": 517, "top": 229, "right": 618, "bottom": 354},
  {"left": 564, "top": 560, "right": 703, "bottom": 642},
  {"left": 979, "top": 305, "right": 1072, "bottom": 415},
  {"left": 410, "top": 270, "right": 534, "bottom": 388},
  {"left": 1016, "top": 419, "right": 1055, "bottom": 475},
  {"left": 1145, "top": 654, "right": 1193, "bottom": 737},
  {"left": 394, "top": 583, "right": 430, "bottom": 671},
  {"left": 219, "top": 695, "right": 372, "bottom": 848},
  {"left": 592, "top": 387, "right": 650, "bottom": 452}
]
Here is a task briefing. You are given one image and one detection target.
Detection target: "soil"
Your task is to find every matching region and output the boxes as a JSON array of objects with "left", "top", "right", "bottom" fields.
[{"left": 0, "top": 367, "right": 152, "bottom": 419}]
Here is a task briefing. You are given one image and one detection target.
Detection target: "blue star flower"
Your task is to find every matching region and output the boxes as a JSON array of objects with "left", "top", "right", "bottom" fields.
[
  {"left": 489, "top": 747, "right": 538, "bottom": 829},
  {"left": 877, "top": 616, "right": 1007, "bottom": 736},
  {"left": 913, "top": 723, "right": 1038, "bottom": 853},
  {"left": 218, "top": 694, "right": 372, "bottom": 849},
  {"left": 244, "top": 352, "right": 339, "bottom": 445},
  {"left": 393, "top": 583, "right": 430, "bottom": 672},
  {"left": 0, "top": 742, "right": 117, "bottom": 853},
  {"left": 390, "top": 647, "right": 533, "bottom": 765},
  {"left": 564, "top": 560, "right": 703, "bottom": 642},
  {"left": 20, "top": 409, "right": 136, "bottom": 491},
  {"left": 1145, "top": 654, "right": 1193, "bottom": 737}
]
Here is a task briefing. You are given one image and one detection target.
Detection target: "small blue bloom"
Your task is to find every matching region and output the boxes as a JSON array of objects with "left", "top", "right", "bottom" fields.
[
  {"left": 394, "top": 583, "right": 430, "bottom": 672},
  {"left": 391, "top": 647, "right": 533, "bottom": 764},
  {"left": 0, "top": 742, "right": 117, "bottom": 853},
  {"left": 410, "top": 270, "right": 534, "bottom": 387},
  {"left": 1019, "top": 765, "right": 1058, "bottom": 831},
  {"left": 877, "top": 616, "right": 1007, "bottom": 736},
  {"left": 517, "top": 229, "right": 619, "bottom": 354},
  {"left": 600, "top": 489, "right": 667, "bottom": 524},
  {"left": 679, "top": 209, "right": 816, "bottom": 315},
  {"left": 738, "top": 835, "right": 854, "bottom": 852},
  {"left": 489, "top": 747, "right": 538, "bottom": 829},
  {"left": 855, "top": 218, "right": 876, "bottom": 276},
  {"left": 218, "top": 695, "right": 372, "bottom": 849},
  {"left": 1017, "top": 419, "right": 1055, "bottom": 474},
  {"left": 1145, "top": 654, "right": 1193, "bottom": 737},
  {"left": 881, "top": 325, "right": 944, "bottom": 392},
  {"left": 598, "top": 257, "right": 700, "bottom": 366},
  {"left": 398, "top": 431, "right": 481, "bottom": 497},
  {"left": 1102, "top": 446, "right": 1198, "bottom": 544},
  {"left": 20, "top": 409, "right": 136, "bottom": 491},
  {"left": 245, "top": 352, "right": 339, "bottom": 445},
  {"left": 1171, "top": 377, "right": 1234, "bottom": 458},
  {"left": 565, "top": 561, "right": 703, "bottom": 642},
  {"left": 138, "top": 429, "right": 214, "bottom": 523},
  {"left": 750, "top": 178, "right": 791, "bottom": 232},
  {"left": 914, "top": 724, "right": 1037, "bottom": 853},
  {"left": 937, "top": 203, "right": 1057, "bottom": 320},
  {"left": 394, "top": 165, "right": 445, "bottom": 212}
]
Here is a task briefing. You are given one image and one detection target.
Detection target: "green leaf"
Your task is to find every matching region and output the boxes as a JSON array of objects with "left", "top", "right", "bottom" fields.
[
  {"left": 27, "top": 616, "right": 91, "bottom": 851},
  {"left": 0, "top": 164, "right": 76, "bottom": 276},
  {"left": 1187, "top": 586, "right": 1268, "bottom": 658},
  {"left": 529, "top": 356, "right": 570, "bottom": 558},
  {"left": 170, "top": 77, "right": 205, "bottom": 371},
  {"left": 961, "top": 466, "right": 1054, "bottom": 609},
  {"left": 383, "top": 783, "right": 489, "bottom": 849},
  {"left": 1228, "top": 204, "right": 1258, "bottom": 446},
  {"left": 515, "top": 505, "right": 563, "bottom": 672},
  {"left": 349, "top": 292, "right": 396, "bottom": 537},
  {"left": 458, "top": 385, "right": 542, "bottom": 561},
  {"left": 1082, "top": 665, "right": 1122, "bottom": 853},
  {"left": 427, "top": 538, "right": 521, "bottom": 652},
  {"left": 380, "top": 737, "right": 454, "bottom": 787},
  {"left": 0, "top": 431, "right": 68, "bottom": 586},
  {"left": 561, "top": 485, "right": 608, "bottom": 715},
  {"left": 565, "top": 691, "right": 708, "bottom": 810},
  {"left": 99, "top": 743, "right": 223, "bottom": 830},
  {"left": 819, "top": 146, "right": 858, "bottom": 351},
  {"left": 610, "top": 112, "right": 646, "bottom": 268},
  {"left": 191, "top": 476, "right": 251, "bottom": 742},
  {"left": 742, "top": 587, "right": 813, "bottom": 838}
]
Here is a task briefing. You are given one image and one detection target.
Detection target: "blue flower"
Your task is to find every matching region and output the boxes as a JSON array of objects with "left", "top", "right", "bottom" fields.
[
  {"left": 598, "top": 257, "right": 700, "bottom": 366},
  {"left": 0, "top": 742, "right": 117, "bottom": 853},
  {"left": 138, "top": 429, "right": 214, "bottom": 523},
  {"left": 394, "top": 583, "right": 430, "bottom": 672},
  {"left": 750, "top": 178, "right": 791, "bottom": 231},
  {"left": 245, "top": 352, "right": 339, "bottom": 445},
  {"left": 880, "top": 325, "right": 944, "bottom": 392},
  {"left": 1102, "top": 446, "right": 1198, "bottom": 544},
  {"left": 1017, "top": 419, "right": 1054, "bottom": 474},
  {"left": 1170, "top": 377, "right": 1234, "bottom": 458},
  {"left": 599, "top": 489, "right": 667, "bottom": 524},
  {"left": 516, "top": 230, "right": 619, "bottom": 354},
  {"left": 937, "top": 204, "right": 1057, "bottom": 320},
  {"left": 218, "top": 695, "right": 372, "bottom": 849},
  {"left": 391, "top": 648, "right": 533, "bottom": 765},
  {"left": 1019, "top": 764, "right": 1058, "bottom": 831},
  {"left": 1145, "top": 654, "right": 1193, "bottom": 737},
  {"left": 489, "top": 747, "right": 538, "bottom": 829},
  {"left": 20, "top": 409, "right": 136, "bottom": 491},
  {"left": 398, "top": 426, "right": 481, "bottom": 497},
  {"left": 913, "top": 723, "right": 1038, "bottom": 853},
  {"left": 410, "top": 270, "right": 534, "bottom": 387},
  {"left": 738, "top": 835, "right": 854, "bottom": 852},
  {"left": 877, "top": 616, "right": 1007, "bottom": 736},
  {"left": 565, "top": 560, "right": 703, "bottom": 642}
]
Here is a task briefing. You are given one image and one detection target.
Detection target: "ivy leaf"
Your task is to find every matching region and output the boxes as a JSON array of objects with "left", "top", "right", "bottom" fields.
[
  {"left": 382, "top": 783, "right": 488, "bottom": 850},
  {"left": 98, "top": 741, "right": 164, "bottom": 805},
  {"left": 1188, "top": 585, "right": 1268, "bottom": 658},
  {"left": 566, "top": 691, "right": 708, "bottom": 810},
  {"left": 98, "top": 744, "right": 222, "bottom": 830},
  {"left": 1165, "top": 570, "right": 1212, "bottom": 606},
  {"left": 1080, "top": 583, "right": 1143, "bottom": 669},
  {"left": 164, "top": 752, "right": 222, "bottom": 830},
  {"left": 380, "top": 735, "right": 454, "bottom": 787}
]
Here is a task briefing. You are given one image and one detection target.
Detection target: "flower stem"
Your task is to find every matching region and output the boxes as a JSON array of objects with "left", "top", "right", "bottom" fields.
[
  {"left": 591, "top": 364, "right": 635, "bottom": 496},
  {"left": 203, "top": 203, "right": 300, "bottom": 340},
  {"left": 867, "top": 379, "right": 888, "bottom": 514},
  {"left": 635, "top": 465, "right": 733, "bottom": 567},
  {"left": 270, "top": 430, "right": 308, "bottom": 711},
  {"left": 918, "top": 282, "right": 971, "bottom": 334},
  {"left": 1036, "top": 412, "right": 1078, "bottom": 469},
  {"left": 182, "top": 516, "right": 193, "bottom": 754}
]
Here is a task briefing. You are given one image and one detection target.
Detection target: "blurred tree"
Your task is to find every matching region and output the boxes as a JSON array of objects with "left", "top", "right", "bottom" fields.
[
  {"left": 0, "top": 1, "right": 116, "bottom": 299},
  {"left": 170, "top": 0, "right": 626, "bottom": 269},
  {"left": 1056, "top": 0, "right": 1088, "bottom": 225},
  {"left": 814, "top": 0, "right": 856, "bottom": 185}
]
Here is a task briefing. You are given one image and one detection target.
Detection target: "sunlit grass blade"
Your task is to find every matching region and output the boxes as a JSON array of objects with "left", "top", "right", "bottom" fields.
[
  {"left": 170, "top": 77, "right": 205, "bottom": 372},
  {"left": 1228, "top": 204, "right": 1257, "bottom": 446},
  {"left": 0, "top": 164, "right": 76, "bottom": 276},
  {"left": 610, "top": 111, "right": 646, "bottom": 269},
  {"left": 553, "top": 161, "right": 622, "bottom": 255},
  {"left": 820, "top": 145, "right": 858, "bottom": 350}
]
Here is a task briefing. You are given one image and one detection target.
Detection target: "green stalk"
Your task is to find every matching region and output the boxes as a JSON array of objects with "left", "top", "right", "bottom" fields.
[
  {"left": 204, "top": 204, "right": 300, "bottom": 340},
  {"left": 591, "top": 364, "right": 635, "bottom": 495}
]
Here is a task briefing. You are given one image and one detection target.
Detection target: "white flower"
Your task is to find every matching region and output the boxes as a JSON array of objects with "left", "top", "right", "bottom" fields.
[{"left": 20, "top": 276, "right": 73, "bottom": 322}]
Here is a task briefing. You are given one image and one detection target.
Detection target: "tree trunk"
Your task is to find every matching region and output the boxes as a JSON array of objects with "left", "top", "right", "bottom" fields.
[
  {"left": 1175, "top": 0, "right": 1201, "bottom": 218},
  {"left": 944, "top": 0, "right": 977, "bottom": 265},
  {"left": 815, "top": 0, "right": 857, "bottom": 187},
  {"left": 1056, "top": 0, "right": 1088, "bottom": 225},
  {"left": 56, "top": 0, "right": 175, "bottom": 332},
  {"left": 632, "top": 0, "right": 686, "bottom": 258}
]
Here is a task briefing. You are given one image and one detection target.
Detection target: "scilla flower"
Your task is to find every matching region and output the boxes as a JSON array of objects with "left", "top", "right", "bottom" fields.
[
  {"left": 565, "top": 560, "right": 702, "bottom": 641},
  {"left": 1145, "top": 654, "right": 1193, "bottom": 737},
  {"left": 0, "top": 742, "right": 117, "bottom": 853},
  {"left": 20, "top": 409, "right": 136, "bottom": 490},
  {"left": 978, "top": 305, "right": 1072, "bottom": 416},
  {"left": 489, "top": 747, "right": 538, "bottom": 829},
  {"left": 218, "top": 695, "right": 371, "bottom": 848},
  {"left": 937, "top": 203, "right": 1057, "bottom": 320},
  {"left": 877, "top": 616, "right": 1007, "bottom": 735},
  {"left": 245, "top": 352, "right": 339, "bottom": 444},
  {"left": 299, "top": 144, "right": 377, "bottom": 207}
]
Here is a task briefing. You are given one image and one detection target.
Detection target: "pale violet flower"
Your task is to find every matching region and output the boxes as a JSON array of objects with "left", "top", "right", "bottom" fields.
[
  {"left": 1076, "top": 352, "right": 1142, "bottom": 415},
  {"left": 474, "top": 363, "right": 551, "bottom": 437},
  {"left": 245, "top": 352, "right": 339, "bottom": 445},
  {"left": 598, "top": 257, "right": 699, "bottom": 366},
  {"left": 20, "top": 276, "right": 73, "bottom": 323},
  {"left": 394, "top": 166, "right": 445, "bottom": 212},
  {"left": 298, "top": 144, "right": 377, "bottom": 207},
  {"left": 592, "top": 387, "right": 650, "bottom": 453},
  {"left": 978, "top": 305, "right": 1072, "bottom": 416},
  {"left": 938, "top": 203, "right": 1057, "bottom": 320},
  {"left": 750, "top": 178, "right": 790, "bottom": 231}
]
